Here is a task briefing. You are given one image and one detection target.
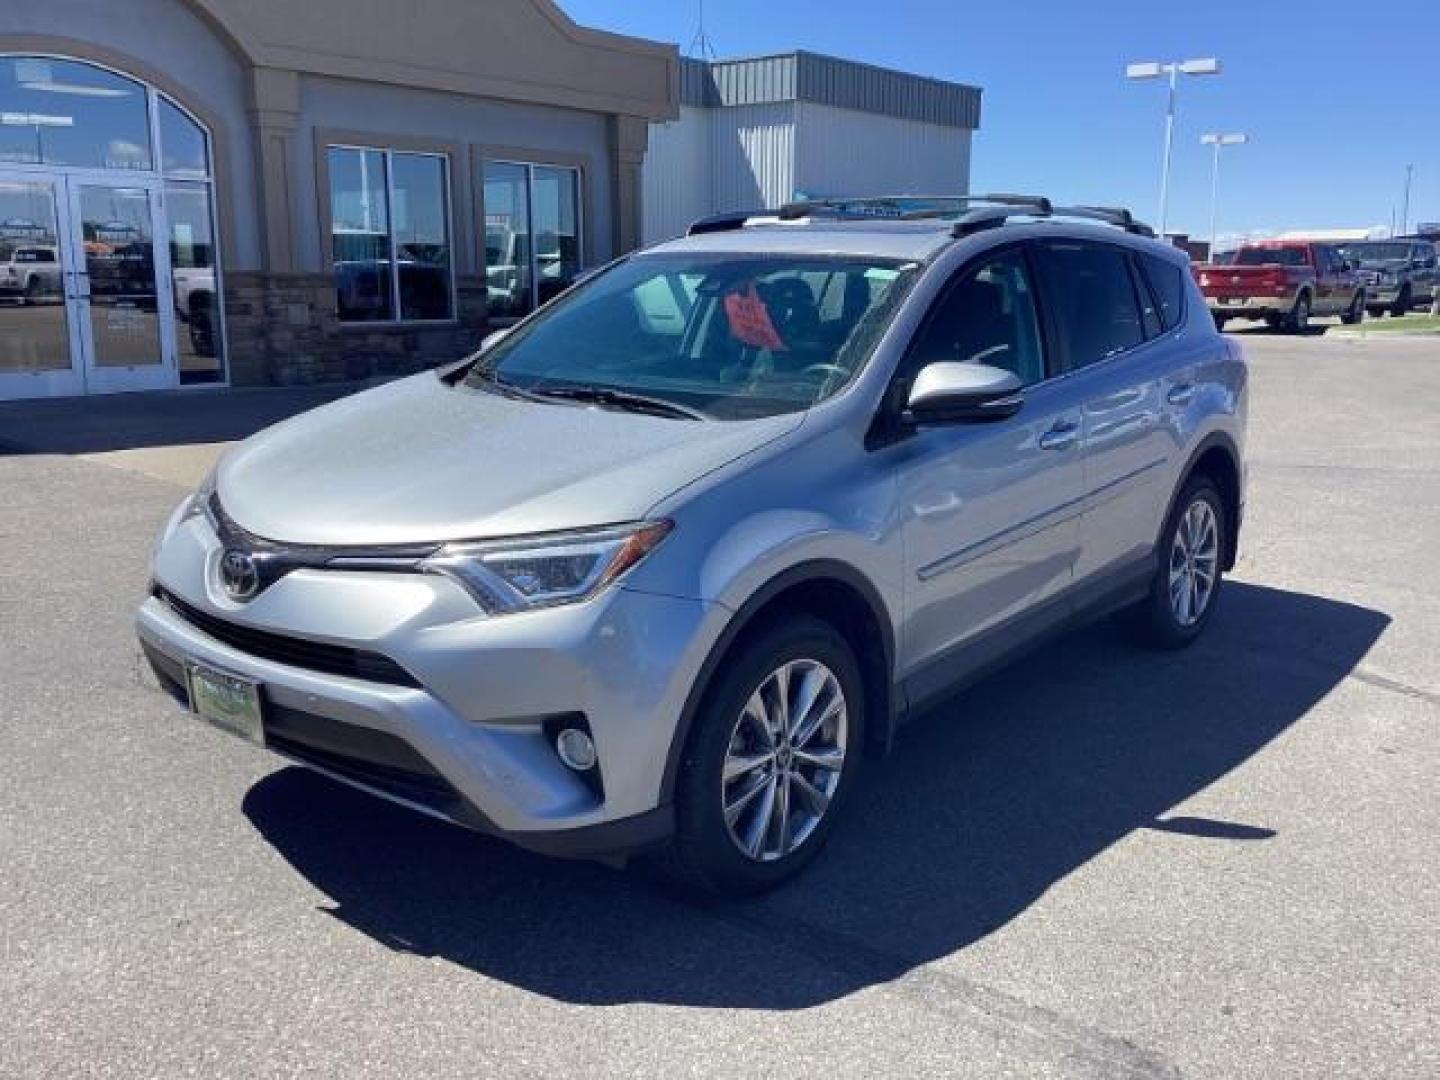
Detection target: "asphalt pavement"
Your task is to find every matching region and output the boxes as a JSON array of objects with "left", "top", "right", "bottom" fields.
[{"left": 1, "top": 329, "right": 1436, "bottom": 1078}]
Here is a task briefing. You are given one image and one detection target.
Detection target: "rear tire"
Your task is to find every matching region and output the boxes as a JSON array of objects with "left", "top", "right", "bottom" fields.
[
  {"left": 1391, "top": 286, "right": 1411, "bottom": 318},
  {"left": 647, "top": 614, "right": 864, "bottom": 898},
  {"left": 1212, "top": 313, "right": 1228, "bottom": 331},
  {"left": 1287, "top": 293, "right": 1311, "bottom": 333},
  {"left": 1118, "top": 476, "right": 1226, "bottom": 650}
]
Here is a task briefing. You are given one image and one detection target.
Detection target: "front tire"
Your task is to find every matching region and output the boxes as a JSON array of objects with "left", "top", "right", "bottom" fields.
[
  {"left": 1119, "top": 476, "right": 1226, "bottom": 650},
  {"left": 1341, "top": 291, "right": 1364, "bottom": 325},
  {"left": 1391, "top": 286, "right": 1412, "bottom": 318},
  {"left": 653, "top": 614, "right": 864, "bottom": 897}
]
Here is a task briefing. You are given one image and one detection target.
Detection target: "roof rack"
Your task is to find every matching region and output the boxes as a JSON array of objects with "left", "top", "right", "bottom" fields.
[
  {"left": 685, "top": 194, "right": 1154, "bottom": 238},
  {"left": 951, "top": 200, "right": 1154, "bottom": 238}
]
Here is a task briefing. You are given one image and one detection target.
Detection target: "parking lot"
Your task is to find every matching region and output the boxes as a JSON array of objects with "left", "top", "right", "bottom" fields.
[{"left": 0, "top": 329, "right": 1436, "bottom": 1078}]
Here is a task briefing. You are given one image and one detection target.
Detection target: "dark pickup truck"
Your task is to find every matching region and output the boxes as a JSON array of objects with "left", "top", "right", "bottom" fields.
[
  {"left": 1196, "top": 241, "right": 1365, "bottom": 332},
  {"left": 1339, "top": 239, "right": 1439, "bottom": 318}
]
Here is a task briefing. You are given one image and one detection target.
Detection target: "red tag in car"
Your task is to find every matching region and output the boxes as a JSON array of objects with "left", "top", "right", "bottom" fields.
[{"left": 723, "top": 283, "right": 787, "bottom": 351}]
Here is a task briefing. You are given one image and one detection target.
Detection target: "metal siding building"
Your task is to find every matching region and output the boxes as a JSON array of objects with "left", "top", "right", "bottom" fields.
[{"left": 643, "top": 52, "right": 982, "bottom": 243}]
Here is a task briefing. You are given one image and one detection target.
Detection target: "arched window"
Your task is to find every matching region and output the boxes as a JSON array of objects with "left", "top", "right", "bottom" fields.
[{"left": 0, "top": 56, "right": 152, "bottom": 170}]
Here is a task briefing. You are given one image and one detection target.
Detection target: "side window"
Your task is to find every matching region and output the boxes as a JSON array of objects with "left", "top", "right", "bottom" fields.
[
  {"left": 1139, "top": 252, "right": 1186, "bottom": 331},
  {"left": 907, "top": 250, "right": 1046, "bottom": 386},
  {"left": 1131, "top": 257, "right": 1162, "bottom": 338},
  {"left": 1034, "top": 241, "right": 1145, "bottom": 371}
]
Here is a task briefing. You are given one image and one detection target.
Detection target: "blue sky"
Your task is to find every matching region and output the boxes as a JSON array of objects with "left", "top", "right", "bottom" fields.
[{"left": 560, "top": 0, "right": 1439, "bottom": 243}]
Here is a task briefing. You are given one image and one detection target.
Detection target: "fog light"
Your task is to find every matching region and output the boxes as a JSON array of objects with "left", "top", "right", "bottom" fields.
[{"left": 555, "top": 728, "right": 597, "bottom": 772}]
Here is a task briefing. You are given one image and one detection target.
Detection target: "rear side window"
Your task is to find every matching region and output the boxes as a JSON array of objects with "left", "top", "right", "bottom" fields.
[
  {"left": 1034, "top": 242, "right": 1144, "bottom": 371},
  {"left": 1139, "top": 253, "right": 1186, "bottom": 331}
]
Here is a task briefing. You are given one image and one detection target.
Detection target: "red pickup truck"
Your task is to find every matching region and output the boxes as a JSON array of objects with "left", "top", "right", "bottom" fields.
[{"left": 1196, "top": 241, "right": 1366, "bottom": 332}]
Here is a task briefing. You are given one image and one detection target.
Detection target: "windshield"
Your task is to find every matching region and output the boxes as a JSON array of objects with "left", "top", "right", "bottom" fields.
[
  {"left": 1340, "top": 242, "right": 1411, "bottom": 263},
  {"left": 468, "top": 253, "right": 918, "bottom": 420},
  {"left": 1234, "top": 247, "right": 1307, "bottom": 267}
]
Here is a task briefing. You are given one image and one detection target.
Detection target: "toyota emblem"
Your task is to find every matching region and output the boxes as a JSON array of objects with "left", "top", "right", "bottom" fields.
[{"left": 219, "top": 549, "right": 260, "bottom": 600}]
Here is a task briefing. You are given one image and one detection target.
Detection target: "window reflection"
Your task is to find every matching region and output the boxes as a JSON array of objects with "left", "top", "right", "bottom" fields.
[
  {"left": 0, "top": 57, "right": 151, "bottom": 170},
  {"left": 79, "top": 185, "right": 162, "bottom": 367},
  {"left": 167, "top": 181, "right": 223, "bottom": 381},
  {"left": 329, "top": 147, "right": 393, "bottom": 322},
  {"left": 392, "top": 153, "right": 452, "bottom": 320},
  {"left": 483, "top": 161, "right": 581, "bottom": 318},
  {"left": 0, "top": 180, "right": 69, "bottom": 372},
  {"left": 533, "top": 166, "right": 580, "bottom": 306},
  {"left": 158, "top": 98, "right": 209, "bottom": 179},
  {"left": 483, "top": 162, "right": 532, "bottom": 319}
]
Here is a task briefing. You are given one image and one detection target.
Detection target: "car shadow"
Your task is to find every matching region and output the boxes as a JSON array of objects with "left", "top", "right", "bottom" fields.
[
  {"left": 243, "top": 581, "right": 1388, "bottom": 1009},
  {"left": 0, "top": 383, "right": 364, "bottom": 455}
]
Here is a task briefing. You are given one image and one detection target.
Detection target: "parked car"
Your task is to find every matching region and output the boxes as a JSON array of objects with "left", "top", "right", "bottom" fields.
[
  {"left": 0, "top": 243, "right": 62, "bottom": 302},
  {"left": 1339, "top": 239, "right": 1439, "bottom": 318},
  {"left": 137, "top": 196, "right": 1247, "bottom": 896},
  {"left": 1196, "top": 240, "right": 1365, "bottom": 331}
]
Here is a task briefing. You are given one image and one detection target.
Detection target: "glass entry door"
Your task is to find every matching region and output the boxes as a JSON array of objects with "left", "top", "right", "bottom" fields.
[
  {"left": 0, "top": 172, "right": 176, "bottom": 400},
  {"left": 67, "top": 179, "right": 176, "bottom": 394},
  {"left": 0, "top": 172, "right": 84, "bottom": 398}
]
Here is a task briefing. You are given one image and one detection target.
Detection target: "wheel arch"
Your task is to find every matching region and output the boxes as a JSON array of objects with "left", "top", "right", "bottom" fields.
[
  {"left": 1164, "top": 432, "right": 1243, "bottom": 571},
  {"left": 657, "top": 559, "right": 897, "bottom": 804}
]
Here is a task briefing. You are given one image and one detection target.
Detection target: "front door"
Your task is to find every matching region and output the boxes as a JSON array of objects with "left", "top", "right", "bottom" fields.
[
  {"left": 892, "top": 247, "right": 1083, "bottom": 705},
  {"left": 67, "top": 179, "right": 176, "bottom": 393},
  {"left": 0, "top": 172, "right": 84, "bottom": 398},
  {"left": 0, "top": 172, "right": 176, "bottom": 401}
]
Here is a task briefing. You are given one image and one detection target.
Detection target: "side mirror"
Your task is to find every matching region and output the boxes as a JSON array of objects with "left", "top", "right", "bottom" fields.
[
  {"left": 904, "top": 362, "right": 1024, "bottom": 425},
  {"left": 481, "top": 327, "right": 512, "bottom": 351}
]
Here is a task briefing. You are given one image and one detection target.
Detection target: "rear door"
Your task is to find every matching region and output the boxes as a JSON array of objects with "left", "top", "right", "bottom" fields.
[
  {"left": 1311, "top": 244, "right": 1345, "bottom": 314},
  {"left": 1031, "top": 239, "right": 1179, "bottom": 588},
  {"left": 892, "top": 245, "right": 1084, "bottom": 703}
]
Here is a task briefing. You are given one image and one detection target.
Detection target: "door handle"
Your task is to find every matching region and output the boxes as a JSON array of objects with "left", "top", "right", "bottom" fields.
[
  {"left": 1038, "top": 421, "right": 1080, "bottom": 451},
  {"left": 1167, "top": 383, "right": 1196, "bottom": 406}
]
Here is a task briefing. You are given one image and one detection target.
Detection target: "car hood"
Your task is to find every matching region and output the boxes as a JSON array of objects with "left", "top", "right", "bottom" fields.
[{"left": 217, "top": 373, "right": 802, "bottom": 545}]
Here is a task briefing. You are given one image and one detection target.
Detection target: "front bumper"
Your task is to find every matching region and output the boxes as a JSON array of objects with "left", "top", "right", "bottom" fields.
[{"left": 136, "top": 509, "right": 724, "bottom": 858}]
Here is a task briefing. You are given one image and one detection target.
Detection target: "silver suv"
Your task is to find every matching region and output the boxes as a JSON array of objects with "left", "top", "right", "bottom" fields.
[{"left": 138, "top": 195, "right": 1247, "bottom": 895}]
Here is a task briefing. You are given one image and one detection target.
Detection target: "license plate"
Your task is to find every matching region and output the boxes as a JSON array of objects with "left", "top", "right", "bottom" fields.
[
  {"left": 186, "top": 661, "right": 264, "bottom": 746},
  {"left": 1222, "top": 296, "right": 1243, "bottom": 305}
]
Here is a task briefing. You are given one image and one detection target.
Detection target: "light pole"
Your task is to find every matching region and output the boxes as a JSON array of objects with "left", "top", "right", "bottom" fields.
[
  {"left": 1126, "top": 58, "right": 1222, "bottom": 237},
  {"left": 1201, "top": 132, "right": 1247, "bottom": 258},
  {"left": 1399, "top": 164, "right": 1413, "bottom": 237}
]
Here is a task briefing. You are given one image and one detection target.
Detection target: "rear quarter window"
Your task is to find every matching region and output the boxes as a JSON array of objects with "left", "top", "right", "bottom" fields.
[{"left": 1139, "top": 253, "right": 1186, "bottom": 331}]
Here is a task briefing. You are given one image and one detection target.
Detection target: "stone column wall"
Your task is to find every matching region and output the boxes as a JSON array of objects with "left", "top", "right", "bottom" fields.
[{"left": 223, "top": 273, "right": 488, "bottom": 386}]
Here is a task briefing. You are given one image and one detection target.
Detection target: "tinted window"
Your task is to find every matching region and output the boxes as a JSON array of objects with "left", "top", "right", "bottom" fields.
[
  {"left": 1140, "top": 253, "right": 1186, "bottom": 331},
  {"left": 909, "top": 250, "right": 1046, "bottom": 385},
  {"left": 1235, "top": 247, "right": 1307, "bottom": 267},
  {"left": 1034, "top": 242, "right": 1144, "bottom": 370}
]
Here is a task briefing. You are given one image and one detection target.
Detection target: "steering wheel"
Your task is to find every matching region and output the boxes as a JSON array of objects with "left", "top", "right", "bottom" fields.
[{"left": 801, "top": 363, "right": 850, "bottom": 381}]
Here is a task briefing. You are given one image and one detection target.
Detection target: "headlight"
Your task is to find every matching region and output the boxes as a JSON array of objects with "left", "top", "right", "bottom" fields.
[
  {"left": 179, "top": 467, "right": 218, "bottom": 527},
  {"left": 420, "top": 520, "right": 672, "bottom": 613}
]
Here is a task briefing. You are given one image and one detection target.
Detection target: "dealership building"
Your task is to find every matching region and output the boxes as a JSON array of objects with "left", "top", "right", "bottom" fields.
[{"left": 0, "top": 1, "right": 979, "bottom": 402}]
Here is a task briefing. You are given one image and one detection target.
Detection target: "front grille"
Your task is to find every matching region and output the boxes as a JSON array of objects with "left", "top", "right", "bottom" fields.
[{"left": 153, "top": 585, "right": 421, "bottom": 688}]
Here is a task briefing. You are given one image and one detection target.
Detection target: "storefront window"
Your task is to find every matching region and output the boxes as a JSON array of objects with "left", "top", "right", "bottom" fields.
[
  {"left": 158, "top": 97, "right": 209, "bottom": 179},
  {"left": 328, "top": 145, "right": 453, "bottom": 323},
  {"left": 166, "top": 181, "right": 222, "bottom": 381},
  {"left": 482, "top": 159, "right": 581, "bottom": 318},
  {"left": 0, "top": 57, "right": 152, "bottom": 170}
]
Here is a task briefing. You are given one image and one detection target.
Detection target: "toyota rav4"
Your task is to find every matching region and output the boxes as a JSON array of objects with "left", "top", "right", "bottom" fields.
[{"left": 137, "top": 195, "right": 1247, "bottom": 896}]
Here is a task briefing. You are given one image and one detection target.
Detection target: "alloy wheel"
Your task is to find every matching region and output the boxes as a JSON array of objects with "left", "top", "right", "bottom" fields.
[
  {"left": 1168, "top": 498, "right": 1220, "bottom": 627},
  {"left": 721, "top": 658, "right": 848, "bottom": 862}
]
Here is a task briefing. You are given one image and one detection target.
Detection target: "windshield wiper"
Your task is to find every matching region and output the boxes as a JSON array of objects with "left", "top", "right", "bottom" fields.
[{"left": 528, "top": 384, "right": 707, "bottom": 420}]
